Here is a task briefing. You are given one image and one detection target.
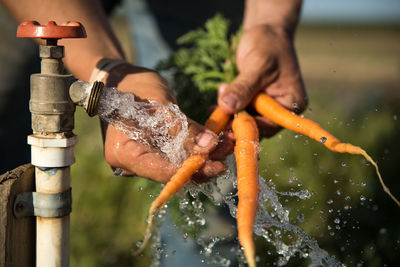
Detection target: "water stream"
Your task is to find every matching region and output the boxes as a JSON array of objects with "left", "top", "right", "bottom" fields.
[
  {"left": 95, "top": 87, "right": 342, "bottom": 266},
  {"left": 97, "top": 87, "right": 188, "bottom": 165},
  {"left": 170, "top": 155, "right": 342, "bottom": 266}
]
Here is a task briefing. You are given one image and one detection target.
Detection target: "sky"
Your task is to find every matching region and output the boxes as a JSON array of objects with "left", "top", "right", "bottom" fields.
[{"left": 301, "top": 0, "right": 400, "bottom": 25}]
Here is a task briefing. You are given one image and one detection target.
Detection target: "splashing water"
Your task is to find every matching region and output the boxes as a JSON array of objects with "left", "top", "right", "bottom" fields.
[
  {"left": 97, "top": 87, "right": 188, "bottom": 165},
  {"left": 158, "top": 155, "right": 343, "bottom": 266}
]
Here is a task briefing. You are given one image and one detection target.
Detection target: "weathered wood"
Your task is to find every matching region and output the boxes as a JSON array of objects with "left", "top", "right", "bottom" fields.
[{"left": 0, "top": 164, "right": 35, "bottom": 267}]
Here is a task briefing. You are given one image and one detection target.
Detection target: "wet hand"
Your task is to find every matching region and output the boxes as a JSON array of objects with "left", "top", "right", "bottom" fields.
[
  {"left": 217, "top": 25, "right": 307, "bottom": 138},
  {"left": 102, "top": 63, "right": 225, "bottom": 183}
]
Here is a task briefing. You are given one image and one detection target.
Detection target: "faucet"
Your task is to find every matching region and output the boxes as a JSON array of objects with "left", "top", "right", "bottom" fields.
[{"left": 16, "top": 21, "right": 102, "bottom": 267}]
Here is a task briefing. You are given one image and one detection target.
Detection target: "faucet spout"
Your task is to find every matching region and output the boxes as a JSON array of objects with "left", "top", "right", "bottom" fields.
[{"left": 69, "top": 80, "right": 104, "bottom": 116}]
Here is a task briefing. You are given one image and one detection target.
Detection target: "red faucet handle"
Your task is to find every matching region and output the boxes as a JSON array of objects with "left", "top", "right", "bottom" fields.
[{"left": 17, "top": 21, "right": 86, "bottom": 39}]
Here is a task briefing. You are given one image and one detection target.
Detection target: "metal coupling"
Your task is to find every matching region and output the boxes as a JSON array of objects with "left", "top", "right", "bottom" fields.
[{"left": 69, "top": 80, "right": 104, "bottom": 116}]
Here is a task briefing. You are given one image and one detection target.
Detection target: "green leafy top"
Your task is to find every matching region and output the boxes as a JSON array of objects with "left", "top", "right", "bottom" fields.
[{"left": 157, "top": 14, "right": 241, "bottom": 123}]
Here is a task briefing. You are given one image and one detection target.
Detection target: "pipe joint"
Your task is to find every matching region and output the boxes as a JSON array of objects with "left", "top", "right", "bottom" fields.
[{"left": 69, "top": 80, "right": 104, "bottom": 117}]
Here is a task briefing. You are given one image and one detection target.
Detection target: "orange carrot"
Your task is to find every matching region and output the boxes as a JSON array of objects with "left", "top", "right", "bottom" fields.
[
  {"left": 232, "top": 112, "right": 260, "bottom": 267},
  {"left": 253, "top": 93, "right": 400, "bottom": 207},
  {"left": 205, "top": 106, "right": 231, "bottom": 134},
  {"left": 136, "top": 107, "right": 230, "bottom": 255},
  {"left": 135, "top": 154, "right": 206, "bottom": 255}
]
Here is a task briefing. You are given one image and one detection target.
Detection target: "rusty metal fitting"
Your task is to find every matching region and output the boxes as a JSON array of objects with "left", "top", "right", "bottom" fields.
[
  {"left": 39, "top": 45, "right": 64, "bottom": 59},
  {"left": 30, "top": 74, "right": 75, "bottom": 133},
  {"left": 69, "top": 80, "right": 104, "bottom": 117},
  {"left": 87, "top": 81, "right": 104, "bottom": 117}
]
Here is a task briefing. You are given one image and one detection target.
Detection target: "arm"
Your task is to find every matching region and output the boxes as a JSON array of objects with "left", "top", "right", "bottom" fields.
[
  {"left": 217, "top": 0, "right": 307, "bottom": 137},
  {"left": 2, "top": 0, "right": 224, "bottom": 183},
  {"left": 243, "top": 0, "right": 302, "bottom": 34}
]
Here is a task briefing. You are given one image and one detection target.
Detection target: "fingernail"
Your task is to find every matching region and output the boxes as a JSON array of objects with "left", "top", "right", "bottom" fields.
[
  {"left": 196, "top": 132, "right": 214, "bottom": 147},
  {"left": 222, "top": 94, "right": 238, "bottom": 110}
]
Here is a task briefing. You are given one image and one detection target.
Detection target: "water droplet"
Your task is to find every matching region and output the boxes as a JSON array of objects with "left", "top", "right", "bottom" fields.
[
  {"left": 360, "top": 195, "right": 366, "bottom": 201},
  {"left": 341, "top": 162, "right": 347, "bottom": 167},
  {"left": 394, "top": 115, "right": 398, "bottom": 121},
  {"left": 327, "top": 199, "right": 334, "bottom": 205},
  {"left": 296, "top": 123, "right": 300, "bottom": 128},
  {"left": 113, "top": 168, "right": 124, "bottom": 177},
  {"left": 336, "top": 190, "right": 341, "bottom": 196},
  {"left": 196, "top": 218, "right": 206, "bottom": 226},
  {"left": 361, "top": 182, "right": 366, "bottom": 187},
  {"left": 297, "top": 213, "right": 305, "bottom": 223},
  {"left": 280, "top": 156, "right": 285, "bottom": 160},
  {"left": 288, "top": 176, "right": 298, "bottom": 184},
  {"left": 183, "top": 233, "right": 189, "bottom": 241},
  {"left": 334, "top": 218, "right": 340, "bottom": 224},
  {"left": 138, "top": 186, "right": 143, "bottom": 191},
  {"left": 292, "top": 102, "right": 298, "bottom": 108},
  {"left": 334, "top": 179, "right": 339, "bottom": 184},
  {"left": 345, "top": 196, "right": 351, "bottom": 201},
  {"left": 320, "top": 136, "right": 327, "bottom": 144}
]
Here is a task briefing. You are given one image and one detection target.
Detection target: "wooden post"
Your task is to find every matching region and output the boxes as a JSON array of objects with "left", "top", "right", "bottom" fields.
[{"left": 0, "top": 164, "right": 35, "bottom": 267}]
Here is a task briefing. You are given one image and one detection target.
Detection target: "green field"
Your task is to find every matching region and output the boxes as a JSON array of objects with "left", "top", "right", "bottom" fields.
[{"left": 70, "top": 25, "right": 400, "bottom": 266}]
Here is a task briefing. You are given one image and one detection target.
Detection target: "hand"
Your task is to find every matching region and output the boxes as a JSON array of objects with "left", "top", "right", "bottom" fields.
[
  {"left": 217, "top": 25, "right": 307, "bottom": 138},
  {"left": 102, "top": 62, "right": 225, "bottom": 183}
]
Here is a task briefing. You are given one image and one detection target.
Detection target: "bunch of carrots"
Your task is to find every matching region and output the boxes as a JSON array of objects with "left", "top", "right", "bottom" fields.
[
  {"left": 135, "top": 92, "right": 400, "bottom": 266},
  {"left": 134, "top": 15, "right": 399, "bottom": 267}
]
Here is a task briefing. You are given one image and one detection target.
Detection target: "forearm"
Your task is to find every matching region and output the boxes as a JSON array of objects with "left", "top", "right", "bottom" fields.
[
  {"left": 244, "top": 0, "right": 302, "bottom": 35},
  {"left": 2, "top": 0, "right": 124, "bottom": 81}
]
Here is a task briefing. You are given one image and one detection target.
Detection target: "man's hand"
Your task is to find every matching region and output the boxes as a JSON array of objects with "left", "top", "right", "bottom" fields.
[
  {"left": 218, "top": 24, "right": 307, "bottom": 138},
  {"left": 102, "top": 63, "right": 225, "bottom": 183}
]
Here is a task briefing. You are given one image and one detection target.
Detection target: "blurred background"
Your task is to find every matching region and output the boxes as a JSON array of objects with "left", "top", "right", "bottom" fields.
[{"left": 1, "top": 0, "right": 398, "bottom": 266}]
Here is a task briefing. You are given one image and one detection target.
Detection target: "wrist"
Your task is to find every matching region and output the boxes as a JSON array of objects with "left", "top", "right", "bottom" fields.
[
  {"left": 244, "top": 0, "right": 302, "bottom": 37},
  {"left": 89, "top": 58, "right": 129, "bottom": 83}
]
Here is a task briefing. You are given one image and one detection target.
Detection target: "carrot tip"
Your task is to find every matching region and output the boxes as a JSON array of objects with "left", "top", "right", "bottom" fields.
[
  {"left": 359, "top": 150, "right": 400, "bottom": 208},
  {"left": 133, "top": 210, "right": 156, "bottom": 256}
]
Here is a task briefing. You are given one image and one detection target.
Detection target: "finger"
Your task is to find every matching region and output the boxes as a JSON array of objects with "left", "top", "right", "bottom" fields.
[
  {"left": 253, "top": 115, "right": 282, "bottom": 138},
  {"left": 192, "top": 160, "right": 226, "bottom": 183},
  {"left": 209, "top": 131, "right": 235, "bottom": 161},
  {"left": 104, "top": 126, "right": 177, "bottom": 183},
  {"left": 217, "top": 67, "right": 277, "bottom": 114},
  {"left": 184, "top": 119, "right": 219, "bottom": 155}
]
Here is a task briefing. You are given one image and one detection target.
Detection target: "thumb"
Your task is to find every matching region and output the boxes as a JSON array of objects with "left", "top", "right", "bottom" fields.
[{"left": 217, "top": 72, "right": 260, "bottom": 114}]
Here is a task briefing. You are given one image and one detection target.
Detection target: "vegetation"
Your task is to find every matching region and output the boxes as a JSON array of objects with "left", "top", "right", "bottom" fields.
[{"left": 70, "top": 16, "right": 400, "bottom": 266}]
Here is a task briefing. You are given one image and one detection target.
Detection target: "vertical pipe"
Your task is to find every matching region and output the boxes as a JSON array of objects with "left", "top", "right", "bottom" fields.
[{"left": 35, "top": 167, "right": 70, "bottom": 267}]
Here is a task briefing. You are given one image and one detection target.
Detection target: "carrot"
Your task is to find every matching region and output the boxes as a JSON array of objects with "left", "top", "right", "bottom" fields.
[
  {"left": 134, "top": 154, "right": 206, "bottom": 255},
  {"left": 135, "top": 107, "right": 230, "bottom": 255},
  {"left": 205, "top": 106, "right": 231, "bottom": 134},
  {"left": 232, "top": 112, "right": 260, "bottom": 267},
  {"left": 252, "top": 93, "right": 400, "bottom": 207}
]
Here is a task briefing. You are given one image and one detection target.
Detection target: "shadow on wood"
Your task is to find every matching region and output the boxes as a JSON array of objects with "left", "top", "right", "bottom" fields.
[{"left": 0, "top": 164, "right": 35, "bottom": 267}]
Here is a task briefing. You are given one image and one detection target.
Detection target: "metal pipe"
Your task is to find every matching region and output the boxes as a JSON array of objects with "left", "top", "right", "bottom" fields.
[
  {"left": 35, "top": 167, "right": 70, "bottom": 267},
  {"left": 69, "top": 80, "right": 104, "bottom": 117},
  {"left": 17, "top": 21, "right": 86, "bottom": 267}
]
